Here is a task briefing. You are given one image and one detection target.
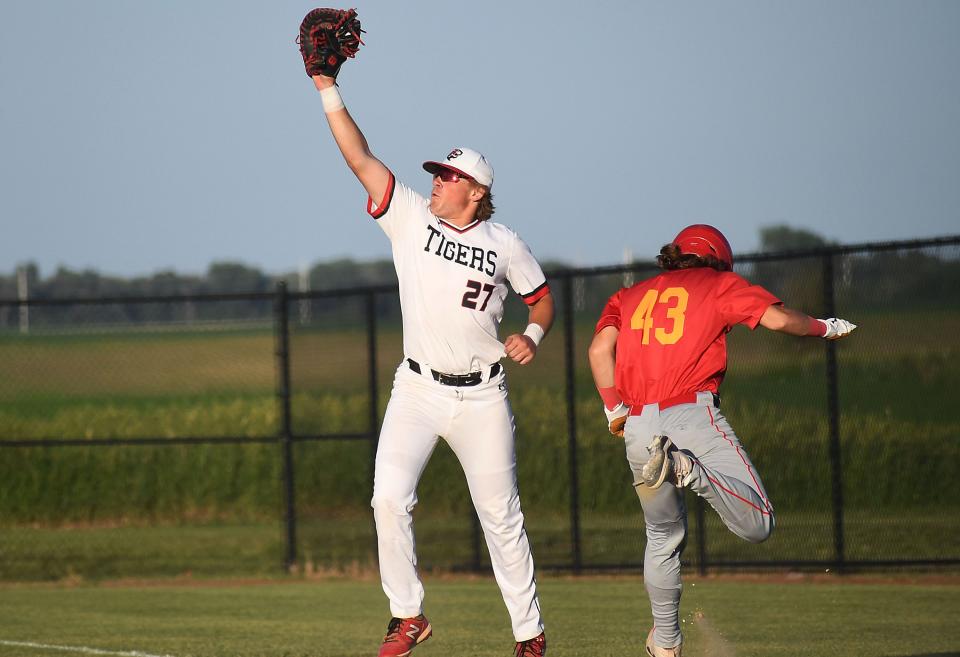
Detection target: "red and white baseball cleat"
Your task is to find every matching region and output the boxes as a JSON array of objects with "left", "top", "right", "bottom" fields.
[
  {"left": 645, "top": 627, "right": 683, "bottom": 657},
  {"left": 377, "top": 615, "right": 432, "bottom": 657},
  {"left": 640, "top": 435, "right": 693, "bottom": 489},
  {"left": 514, "top": 631, "right": 546, "bottom": 656}
]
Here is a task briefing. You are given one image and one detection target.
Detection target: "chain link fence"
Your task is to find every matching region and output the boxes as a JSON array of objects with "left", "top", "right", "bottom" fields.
[{"left": 1, "top": 237, "right": 958, "bottom": 581}]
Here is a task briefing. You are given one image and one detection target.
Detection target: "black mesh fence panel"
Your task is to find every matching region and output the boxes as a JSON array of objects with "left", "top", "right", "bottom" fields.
[
  {"left": 1, "top": 237, "right": 958, "bottom": 581},
  {"left": 831, "top": 244, "right": 960, "bottom": 564},
  {"left": 0, "top": 296, "right": 284, "bottom": 581}
]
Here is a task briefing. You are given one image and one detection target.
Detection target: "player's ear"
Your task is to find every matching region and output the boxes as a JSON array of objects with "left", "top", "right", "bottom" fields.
[{"left": 469, "top": 183, "right": 486, "bottom": 201}]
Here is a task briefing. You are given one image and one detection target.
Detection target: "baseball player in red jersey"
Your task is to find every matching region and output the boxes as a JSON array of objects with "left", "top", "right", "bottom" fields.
[
  {"left": 588, "top": 225, "right": 856, "bottom": 657},
  {"left": 311, "top": 72, "right": 551, "bottom": 657}
]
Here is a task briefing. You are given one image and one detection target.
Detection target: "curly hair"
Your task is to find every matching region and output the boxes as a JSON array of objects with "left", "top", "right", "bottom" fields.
[
  {"left": 657, "top": 243, "right": 730, "bottom": 272},
  {"left": 475, "top": 186, "right": 495, "bottom": 222}
]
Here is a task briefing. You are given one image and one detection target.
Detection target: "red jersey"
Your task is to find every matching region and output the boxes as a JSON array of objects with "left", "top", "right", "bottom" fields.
[{"left": 595, "top": 267, "right": 780, "bottom": 406}]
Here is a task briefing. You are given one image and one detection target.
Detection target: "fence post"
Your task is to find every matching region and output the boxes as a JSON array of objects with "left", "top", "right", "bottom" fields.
[
  {"left": 822, "top": 254, "right": 845, "bottom": 573},
  {"left": 695, "top": 496, "right": 708, "bottom": 576},
  {"left": 470, "top": 513, "right": 483, "bottom": 572},
  {"left": 366, "top": 292, "right": 381, "bottom": 564},
  {"left": 562, "top": 276, "right": 582, "bottom": 571},
  {"left": 275, "top": 281, "right": 298, "bottom": 571}
]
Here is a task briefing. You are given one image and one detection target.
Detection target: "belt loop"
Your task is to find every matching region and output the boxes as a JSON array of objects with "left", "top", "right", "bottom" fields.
[{"left": 695, "top": 391, "right": 720, "bottom": 408}]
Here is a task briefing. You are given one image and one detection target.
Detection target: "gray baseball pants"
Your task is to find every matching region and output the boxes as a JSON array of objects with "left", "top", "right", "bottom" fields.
[{"left": 624, "top": 391, "right": 775, "bottom": 649}]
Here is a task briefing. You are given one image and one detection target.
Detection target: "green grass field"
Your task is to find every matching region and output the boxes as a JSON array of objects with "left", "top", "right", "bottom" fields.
[
  {"left": 2, "top": 507, "right": 957, "bottom": 582},
  {"left": 0, "top": 576, "right": 957, "bottom": 657}
]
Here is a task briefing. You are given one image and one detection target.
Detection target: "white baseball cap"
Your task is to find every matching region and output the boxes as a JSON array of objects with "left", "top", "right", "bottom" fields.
[{"left": 422, "top": 147, "right": 494, "bottom": 188}]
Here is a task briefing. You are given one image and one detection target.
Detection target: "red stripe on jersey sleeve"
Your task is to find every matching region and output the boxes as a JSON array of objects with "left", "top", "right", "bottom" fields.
[
  {"left": 366, "top": 172, "right": 396, "bottom": 219},
  {"left": 521, "top": 282, "right": 550, "bottom": 306}
]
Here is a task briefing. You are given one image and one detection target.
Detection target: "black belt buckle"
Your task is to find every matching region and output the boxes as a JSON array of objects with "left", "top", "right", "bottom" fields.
[
  {"left": 433, "top": 370, "right": 482, "bottom": 387},
  {"left": 408, "top": 358, "right": 500, "bottom": 387}
]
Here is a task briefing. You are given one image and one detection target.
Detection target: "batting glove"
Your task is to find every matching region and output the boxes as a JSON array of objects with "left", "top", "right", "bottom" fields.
[
  {"left": 604, "top": 402, "right": 630, "bottom": 438},
  {"left": 820, "top": 317, "right": 857, "bottom": 340}
]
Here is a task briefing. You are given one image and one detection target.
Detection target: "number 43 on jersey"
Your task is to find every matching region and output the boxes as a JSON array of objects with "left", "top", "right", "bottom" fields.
[{"left": 631, "top": 287, "right": 688, "bottom": 345}]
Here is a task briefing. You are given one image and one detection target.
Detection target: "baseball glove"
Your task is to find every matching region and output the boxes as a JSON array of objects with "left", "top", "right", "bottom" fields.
[
  {"left": 605, "top": 403, "right": 629, "bottom": 438},
  {"left": 297, "top": 8, "right": 364, "bottom": 79}
]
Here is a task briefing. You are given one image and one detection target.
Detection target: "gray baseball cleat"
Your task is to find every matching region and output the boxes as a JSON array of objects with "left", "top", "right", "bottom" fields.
[
  {"left": 639, "top": 436, "right": 693, "bottom": 489},
  {"left": 645, "top": 627, "right": 683, "bottom": 657}
]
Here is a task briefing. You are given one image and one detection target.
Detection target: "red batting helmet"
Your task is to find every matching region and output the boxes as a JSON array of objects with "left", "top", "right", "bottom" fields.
[{"left": 672, "top": 224, "right": 734, "bottom": 269}]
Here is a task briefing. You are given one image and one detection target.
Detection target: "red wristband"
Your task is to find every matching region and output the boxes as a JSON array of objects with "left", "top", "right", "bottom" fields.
[
  {"left": 598, "top": 386, "right": 622, "bottom": 411},
  {"left": 807, "top": 317, "right": 827, "bottom": 337}
]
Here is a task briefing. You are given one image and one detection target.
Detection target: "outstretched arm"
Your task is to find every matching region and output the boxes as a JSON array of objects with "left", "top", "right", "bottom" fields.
[
  {"left": 312, "top": 75, "right": 392, "bottom": 205},
  {"left": 504, "top": 292, "right": 555, "bottom": 365},
  {"left": 759, "top": 304, "right": 857, "bottom": 340}
]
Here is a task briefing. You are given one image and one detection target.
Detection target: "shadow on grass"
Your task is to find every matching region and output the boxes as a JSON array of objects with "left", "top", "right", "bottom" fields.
[{"left": 885, "top": 653, "right": 960, "bottom": 657}]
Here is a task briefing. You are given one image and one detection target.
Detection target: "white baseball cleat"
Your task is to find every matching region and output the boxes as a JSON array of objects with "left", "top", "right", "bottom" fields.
[
  {"left": 639, "top": 436, "right": 693, "bottom": 489},
  {"left": 645, "top": 627, "right": 683, "bottom": 657}
]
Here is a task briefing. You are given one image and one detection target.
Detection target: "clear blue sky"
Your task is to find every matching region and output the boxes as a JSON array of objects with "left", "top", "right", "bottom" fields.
[{"left": 2, "top": 1, "right": 958, "bottom": 278}]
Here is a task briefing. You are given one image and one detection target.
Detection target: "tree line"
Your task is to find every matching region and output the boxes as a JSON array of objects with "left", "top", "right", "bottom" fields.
[
  {"left": 0, "top": 225, "right": 833, "bottom": 301},
  {"left": 1, "top": 226, "right": 956, "bottom": 330}
]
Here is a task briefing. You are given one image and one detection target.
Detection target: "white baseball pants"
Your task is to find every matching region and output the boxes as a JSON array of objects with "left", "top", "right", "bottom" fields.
[{"left": 371, "top": 362, "right": 544, "bottom": 642}]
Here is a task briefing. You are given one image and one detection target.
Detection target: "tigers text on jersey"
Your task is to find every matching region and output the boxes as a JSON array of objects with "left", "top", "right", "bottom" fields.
[
  {"left": 595, "top": 267, "right": 780, "bottom": 406},
  {"left": 368, "top": 172, "right": 550, "bottom": 374}
]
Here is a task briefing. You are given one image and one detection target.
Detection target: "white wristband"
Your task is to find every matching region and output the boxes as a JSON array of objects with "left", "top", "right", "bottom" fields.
[
  {"left": 319, "top": 85, "right": 345, "bottom": 113},
  {"left": 523, "top": 323, "right": 545, "bottom": 346}
]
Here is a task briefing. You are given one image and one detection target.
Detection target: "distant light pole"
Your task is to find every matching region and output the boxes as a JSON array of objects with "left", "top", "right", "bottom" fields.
[{"left": 298, "top": 263, "right": 311, "bottom": 325}]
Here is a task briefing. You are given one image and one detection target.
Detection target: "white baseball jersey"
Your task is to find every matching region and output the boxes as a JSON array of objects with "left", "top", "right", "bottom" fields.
[{"left": 367, "top": 172, "right": 550, "bottom": 374}]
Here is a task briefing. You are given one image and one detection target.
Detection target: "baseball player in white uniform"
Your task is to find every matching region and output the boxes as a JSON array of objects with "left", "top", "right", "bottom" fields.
[{"left": 311, "top": 72, "right": 552, "bottom": 657}]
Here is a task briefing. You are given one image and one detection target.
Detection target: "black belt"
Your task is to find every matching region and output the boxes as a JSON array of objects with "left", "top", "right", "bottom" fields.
[{"left": 407, "top": 358, "right": 501, "bottom": 387}]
